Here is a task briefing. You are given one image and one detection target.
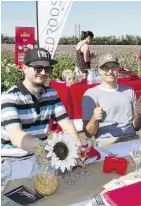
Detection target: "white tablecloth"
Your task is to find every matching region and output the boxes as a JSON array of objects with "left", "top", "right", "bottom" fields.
[{"left": 10, "top": 140, "right": 134, "bottom": 180}]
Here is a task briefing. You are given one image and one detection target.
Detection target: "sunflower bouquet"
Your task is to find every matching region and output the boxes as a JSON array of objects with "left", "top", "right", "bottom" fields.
[{"left": 45, "top": 132, "right": 79, "bottom": 173}]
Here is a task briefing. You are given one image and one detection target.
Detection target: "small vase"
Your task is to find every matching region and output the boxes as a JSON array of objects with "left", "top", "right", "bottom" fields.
[{"left": 31, "top": 157, "right": 58, "bottom": 196}]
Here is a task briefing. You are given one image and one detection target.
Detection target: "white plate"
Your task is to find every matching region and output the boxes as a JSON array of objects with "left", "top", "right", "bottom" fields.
[
  {"left": 84, "top": 156, "right": 97, "bottom": 165},
  {"left": 1, "top": 148, "right": 28, "bottom": 157}
]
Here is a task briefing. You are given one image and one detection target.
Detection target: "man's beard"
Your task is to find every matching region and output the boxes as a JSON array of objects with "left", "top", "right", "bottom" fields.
[{"left": 33, "top": 82, "right": 45, "bottom": 87}]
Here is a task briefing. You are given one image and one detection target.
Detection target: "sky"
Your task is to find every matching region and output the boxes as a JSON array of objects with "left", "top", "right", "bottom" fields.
[{"left": 1, "top": 1, "right": 141, "bottom": 38}]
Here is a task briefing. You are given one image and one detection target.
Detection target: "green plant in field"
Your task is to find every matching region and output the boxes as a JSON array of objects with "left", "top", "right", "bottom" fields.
[
  {"left": 1, "top": 49, "right": 141, "bottom": 92},
  {"left": 1, "top": 50, "right": 15, "bottom": 64},
  {"left": 119, "top": 52, "right": 141, "bottom": 75},
  {"left": 1, "top": 51, "right": 24, "bottom": 92},
  {"left": 51, "top": 56, "right": 76, "bottom": 80}
]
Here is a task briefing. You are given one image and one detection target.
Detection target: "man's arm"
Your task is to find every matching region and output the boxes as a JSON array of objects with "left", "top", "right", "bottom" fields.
[
  {"left": 133, "top": 115, "right": 141, "bottom": 131},
  {"left": 1, "top": 92, "right": 41, "bottom": 154},
  {"left": 58, "top": 119, "right": 82, "bottom": 145},
  {"left": 83, "top": 117, "right": 99, "bottom": 138},
  {"left": 6, "top": 124, "right": 39, "bottom": 153},
  {"left": 133, "top": 96, "right": 141, "bottom": 131},
  {"left": 83, "top": 100, "right": 103, "bottom": 138}
]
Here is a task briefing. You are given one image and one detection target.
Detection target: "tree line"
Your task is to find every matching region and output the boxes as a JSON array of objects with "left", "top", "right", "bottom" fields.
[{"left": 1, "top": 33, "right": 141, "bottom": 45}]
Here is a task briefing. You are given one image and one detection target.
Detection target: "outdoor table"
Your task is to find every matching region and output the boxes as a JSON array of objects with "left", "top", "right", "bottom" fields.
[
  {"left": 3, "top": 155, "right": 134, "bottom": 206},
  {"left": 49, "top": 77, "right": 141, "bottom": 132},
  {"left": 3, "top": 138, "right": 140, "bottom": 206}
]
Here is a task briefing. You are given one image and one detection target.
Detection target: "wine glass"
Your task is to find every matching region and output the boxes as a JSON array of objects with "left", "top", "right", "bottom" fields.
[
  {"left": 64, "top": 166, "right": 76, "bottom": 188},
  {"left": 130, "top": 140, "right": 141, "bottom": 179},
  {"left": 1, "top": 159, "right": 12, "bottom": 193},
  {"left": 78, "top": 138, "right": 91, "bottom": 178}
]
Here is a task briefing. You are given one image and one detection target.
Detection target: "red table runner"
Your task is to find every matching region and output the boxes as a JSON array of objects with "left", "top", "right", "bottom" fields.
[{"left": 104, "top": 181, "right": 141, "bottom": 206}]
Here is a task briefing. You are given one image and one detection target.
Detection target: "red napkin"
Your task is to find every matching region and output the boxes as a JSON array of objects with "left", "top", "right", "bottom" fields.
[
  {"left": 104, "top": 181, "right": 141, "bottom": 206},
  {"left": 83, "top": 145, "right": 101, "bottom": 160}
]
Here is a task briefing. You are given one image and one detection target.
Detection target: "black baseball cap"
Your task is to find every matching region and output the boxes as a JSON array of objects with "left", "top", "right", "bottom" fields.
[{"left": 23, "top": 48, "right": 58, "bottom": 65}]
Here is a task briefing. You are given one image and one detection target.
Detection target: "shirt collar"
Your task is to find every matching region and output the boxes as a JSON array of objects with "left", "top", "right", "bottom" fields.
[
  {"left": 98, "top": 84, "right": 119, "bottom": 92},
  {"left": 17, "top": 82, "right": 46, "bottom": 97}
]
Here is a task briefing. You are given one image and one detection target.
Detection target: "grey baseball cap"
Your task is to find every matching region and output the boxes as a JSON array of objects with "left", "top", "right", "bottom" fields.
[{"left": 98, "top": 53, "right": 119, "bottom": 68}]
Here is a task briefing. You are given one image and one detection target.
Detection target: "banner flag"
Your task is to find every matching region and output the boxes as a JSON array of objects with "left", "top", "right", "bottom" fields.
[
  {"left": 15, "top": 27, "right": 35, "bottom": 69},
  {"left": 38, "top": 1, "right": 73, "bottom": 58}
]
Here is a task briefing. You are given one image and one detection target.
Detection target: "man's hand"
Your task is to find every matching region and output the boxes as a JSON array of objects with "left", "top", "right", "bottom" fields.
[
  {"left": 135, "top": 96, "right": 141, "bottom": 116},
  {"left": 133, "top": 96, "right": 141, "bottom": 131},
  {"left": 77, "top": 158, "right": 85, "bottom": 168},
  {"left": 93, "top": 102, "right": 104, "bottom": 121}
]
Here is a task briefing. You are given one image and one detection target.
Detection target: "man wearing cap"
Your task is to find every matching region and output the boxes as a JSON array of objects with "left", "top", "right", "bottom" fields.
[
  {"left": 82, "top": 53, "right": 140, "bottom": 146},
  {"left": 1, "top": 48, "right": 81, "bottom": 158}
]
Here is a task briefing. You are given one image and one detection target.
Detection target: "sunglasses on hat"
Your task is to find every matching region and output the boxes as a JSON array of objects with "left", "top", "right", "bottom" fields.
[{"left": 28, "top": 65, "right": 53, "bottom": 73}]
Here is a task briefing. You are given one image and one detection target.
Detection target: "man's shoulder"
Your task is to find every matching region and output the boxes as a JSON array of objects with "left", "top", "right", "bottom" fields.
[
  {"left": 83, "top": 85, "right": 100, "bottom": 96},
  {"left": 118, "top": 84, "right": 135, "bottom": 92},
  {"left": 1, "top": 85, "right": 20, "bottom": 104},
  {"left": 2, "top": 85, "right": 20, "bottom": 98},
  {"left": 2, "top": 85, "right": 19, "bottom": 94}
]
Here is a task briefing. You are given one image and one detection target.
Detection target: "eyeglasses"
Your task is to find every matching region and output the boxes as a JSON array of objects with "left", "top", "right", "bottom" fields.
[
  {"left": 28, "top": 65, "right": 53, "bottom": 73},
  {"left": 101, "top": 64, "right": 119, "bottom": 72}
]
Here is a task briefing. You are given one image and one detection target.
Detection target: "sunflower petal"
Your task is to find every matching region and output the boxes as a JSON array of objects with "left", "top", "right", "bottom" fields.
[
  {"left": 55, "top": 160, "right": 61, "bottom": 169},
  {"left": 47, "top": 151, "right": 53, "bottom": 158},
  {"left": 60, "top": 162, "right": 66, "bottom": 173},
  {"left": 44, "top": 145, "right": 52, "bottom": 151},
  {"left": 51, "top": 156, "right": 58, "bottom": 167}
]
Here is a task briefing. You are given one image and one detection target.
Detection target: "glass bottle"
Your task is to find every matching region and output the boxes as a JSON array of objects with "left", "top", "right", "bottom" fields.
[{"left": 30, "top": 157, "right": 58, "bottom": 196}]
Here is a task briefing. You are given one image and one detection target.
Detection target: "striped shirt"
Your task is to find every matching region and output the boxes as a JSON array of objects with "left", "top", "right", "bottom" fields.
[{"left": 1, "top": 82, "right": 68, "bottom": 151}]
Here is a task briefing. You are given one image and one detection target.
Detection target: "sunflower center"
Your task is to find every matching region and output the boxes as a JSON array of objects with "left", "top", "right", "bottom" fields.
[{"left": 53, "top": 142, "right": 69, "bottom": 160}]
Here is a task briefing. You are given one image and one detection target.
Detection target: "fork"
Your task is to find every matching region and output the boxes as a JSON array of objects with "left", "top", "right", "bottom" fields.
[
  {"left": 91, "top": 195, "right": 106, "bottom": 206},
  {"left": 91, "top": 198, "right": 98, "bottom": 206},
  {"left": 98, "top": 147, "right": 118, "bottom": 157},
  {"left": 91, "top": 193, "right": 106, "bottom": 206},
  {"left": 95, "top": 194, "right": 105, "bottom": 205}
]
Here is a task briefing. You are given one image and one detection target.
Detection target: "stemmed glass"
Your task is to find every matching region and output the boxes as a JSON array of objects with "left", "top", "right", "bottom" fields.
[
  {"left": 64, "top": 166, "right": 76, "bottom": 188},
  {"left": 130, "top": 140, "right": 141, "bottom": 179},
  {"left": 1, "top": 159, "right": 12, "bottom": 193},
  {"left": 78, "top": 138, "right": 91, "bottom": 178}
]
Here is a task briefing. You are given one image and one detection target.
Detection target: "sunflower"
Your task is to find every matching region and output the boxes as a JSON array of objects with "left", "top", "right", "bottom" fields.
[{"left": 45, "top": 133, "right": 79, "bottom": 173}]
